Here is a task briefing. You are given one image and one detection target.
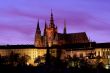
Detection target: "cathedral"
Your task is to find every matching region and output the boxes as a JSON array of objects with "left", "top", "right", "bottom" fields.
[
  {"left": 0, "top": 11, "right": 110, "bottom": 66},
  {"left": 34, "top": 11, "right": 89, "bottom": 47}
]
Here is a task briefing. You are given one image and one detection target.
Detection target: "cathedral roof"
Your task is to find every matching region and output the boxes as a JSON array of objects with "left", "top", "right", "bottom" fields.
[
  {"left": 58, "top": 32, "right": 89, "bottom": 44},
  {"left": 57, "top": 33, "right": 64, "bottom": 40}
]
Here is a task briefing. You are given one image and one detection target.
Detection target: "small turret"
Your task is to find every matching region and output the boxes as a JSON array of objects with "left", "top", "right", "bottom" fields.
[{"left": 63, "top": 20, "right": 67, "bottom": 34}]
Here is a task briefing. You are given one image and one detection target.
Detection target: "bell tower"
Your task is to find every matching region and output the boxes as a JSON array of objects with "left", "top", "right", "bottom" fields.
[{"left": 46, "top": 10, "right": 57, "bottom": 47}]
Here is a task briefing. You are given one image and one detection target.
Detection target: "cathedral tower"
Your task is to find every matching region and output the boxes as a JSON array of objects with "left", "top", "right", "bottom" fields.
[
  {"left": 34, "top": 20, "right": 42, "bottom": 47},
  {"left": 46, "top": 10, "right": 57, "bottom": 47}
]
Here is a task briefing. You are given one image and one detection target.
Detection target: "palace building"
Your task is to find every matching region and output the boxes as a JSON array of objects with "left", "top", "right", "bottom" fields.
[{"left": 0, "top": 11, "right": 110, "bottom": 66}]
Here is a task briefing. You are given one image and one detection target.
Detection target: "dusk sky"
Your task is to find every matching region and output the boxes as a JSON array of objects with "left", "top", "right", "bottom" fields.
[{"left": 0, "top": 0, "right": 110, "bottom": 45}]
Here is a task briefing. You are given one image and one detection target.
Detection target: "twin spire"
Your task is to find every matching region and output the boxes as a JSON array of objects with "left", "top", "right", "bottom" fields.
[
  {"left": 36, "top": 19, "right": 41, "bottom": 34},
  {"left": 44, "top": 20, "right": 47, "bottom": 36},
  {"left": 37, "top": 19, "right": 40, "bottom": 30},
  {"left": 36, "top": 10, "right": 67, "bottom": 34},
  {"left": 49, "top": 9, "right": 55, "bottom": 28}
]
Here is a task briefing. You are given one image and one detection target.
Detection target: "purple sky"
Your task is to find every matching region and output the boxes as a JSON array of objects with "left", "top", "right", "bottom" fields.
[{"left": 0, "top": 0, "right": 110, "bottom": 45}]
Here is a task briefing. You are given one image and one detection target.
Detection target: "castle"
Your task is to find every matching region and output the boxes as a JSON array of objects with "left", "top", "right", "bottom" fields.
[
  {"left": 0, "top": 11, "right": 110, "bottom": 66},
  {"left": 34, "top": 11, "right": 89, "bottom": 47}
]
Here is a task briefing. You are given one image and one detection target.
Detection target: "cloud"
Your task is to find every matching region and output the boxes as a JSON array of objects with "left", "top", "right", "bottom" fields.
[
  {"left": 0, "top": 30, "right": 33, "bottom": 45},
  {"left": 0, "top": 0, "right": 110, "bottom": 44}
]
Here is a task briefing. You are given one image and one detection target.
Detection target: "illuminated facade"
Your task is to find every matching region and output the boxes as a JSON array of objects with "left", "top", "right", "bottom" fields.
[
  {"left": 34, "top": 11, "right": 90, "bottom": 58},
  {"left": 34, "top": 11, "right": 110, "bottom": 65},
  {"left": 0, "top": 11, "right": 110, "bottom": 66},
  {"left": 34, "top": 11, "right": 89, "bottom": 47},
  {"left": 0, "top": 45, "right": 46, "bottom": 65}
]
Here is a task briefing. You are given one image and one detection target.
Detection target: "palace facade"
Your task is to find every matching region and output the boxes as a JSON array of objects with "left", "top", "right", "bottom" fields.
[{"left": 0, "top": 11, "right": 110, "bottom": 66}]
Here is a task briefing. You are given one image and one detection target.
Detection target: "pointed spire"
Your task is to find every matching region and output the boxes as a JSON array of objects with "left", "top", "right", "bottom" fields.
[
  {"left": 51, "top": 9, "right": 53, "bottom": 16},
  {"left": 44, "top": 20, "right": 47, "bottom": 29},
  {"left": 35, "top": 19, "right": 42, "bottom": 47},
  {"left": 56, "top": 26, "right": 57, "bottom": 29},
  {"left": 63, "top": 19, "right": 67, "bottom": 34},
  {"left": 44, "top": 20, "right": 47, "bottom": 36},
  {"left": 37, "top": 19, "right": 40, "bottom": 30},
  {"left": 49, "top": 9, "right": 55, "bottom": 28},
  {"left": 36, "top": 19, "right": 41, "bottom": 34}
]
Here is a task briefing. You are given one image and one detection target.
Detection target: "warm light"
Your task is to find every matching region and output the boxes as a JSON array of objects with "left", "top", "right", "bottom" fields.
[
  {"left": 27, "top": 62, "right": 29, "bottom": 66},
  {"left": 105, "top": 65, "right": 110, "bottom": 69}
]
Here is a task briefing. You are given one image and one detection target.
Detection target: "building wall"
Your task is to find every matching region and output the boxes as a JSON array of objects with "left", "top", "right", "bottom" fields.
[
  {"left": 0, "top": 49, "right": 9, "bottom": 56},
  {"left": 95, "top": 48, "right": 110, "bottom": 58},
  {"left": 49, "top": 49, "right": 57, "bottom": 57},
  {"left": 0, "top": 48, "right": 46, "bottom": 65},
  {"left": 95, "top": 48, "right": 103, "bottom": 56},
  {"left": 61, "top": 49, "right": 93, "bottom": 58},
  {"left": 0, "top": 48, "right": 110, "bottom": 65},
  {"left": 60, "top": 49, "right": 84, "bottom": 60}
]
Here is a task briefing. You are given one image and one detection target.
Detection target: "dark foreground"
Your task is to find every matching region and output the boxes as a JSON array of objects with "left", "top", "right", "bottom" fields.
[{"left": 0, "top": 63, "right": 110, "bottom": 73}]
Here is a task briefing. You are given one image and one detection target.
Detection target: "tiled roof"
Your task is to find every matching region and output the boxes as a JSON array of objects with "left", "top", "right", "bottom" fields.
[{"left": 58, "top": 32, "right": 89, "bottom": 44}]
